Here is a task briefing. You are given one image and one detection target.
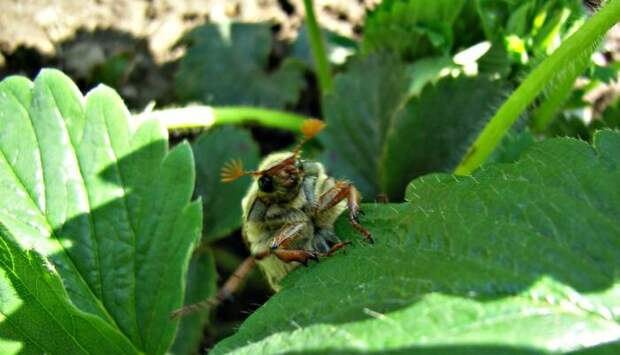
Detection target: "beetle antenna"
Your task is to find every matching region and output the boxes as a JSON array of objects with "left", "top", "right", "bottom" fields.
[
  {"left": 222, "top": 119, "right": 326, "bottom": 183},
  {"left": 220, "top": 159, "right": 260, "bottom": 183},
  {"left": 293, "top": 118, "right": 326, "bottom": 156}
]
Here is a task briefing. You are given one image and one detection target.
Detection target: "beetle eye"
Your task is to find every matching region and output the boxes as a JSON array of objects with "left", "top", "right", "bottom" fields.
[{"left": 258, "top": 175, "right": 275, "bottom": 193}]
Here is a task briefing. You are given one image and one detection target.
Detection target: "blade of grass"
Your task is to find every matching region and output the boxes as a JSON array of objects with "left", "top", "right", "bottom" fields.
[
  {"left": 454, "top": 0, "right": 620, "bottom": 175},
  {"left": 303, "top": 0, "right": 333, "bottom": 95}
]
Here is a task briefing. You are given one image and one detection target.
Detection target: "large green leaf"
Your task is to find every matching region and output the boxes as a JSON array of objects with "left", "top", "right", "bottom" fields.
[
  {"left": 0, "top": 69, "right": 202, "bottom": 354},
  {"left": 193, "top": 127, "right": 260, "bottom": 242},
  {"left": 0, "top": 225, "right": 137, "bottom": 354},
  {"left": 486, "top": 129, "right": 537, "bottom": 165},
  {"left": 212, "top": 131, "right": 620, "bottom": 354},
  {"left": 320, "top": 53, "right": 409, "bottom": 199},
  {"left": 380, "top": 75, "right": 508, "bottom": 199},
  {"left": 363, "top": 0, "right": 466, "bottom": 60},
  {"left": 321, "top": 53, "right": 508, "bottom": 200},
  {"left": 175, "top": 23, "right": 305, "bottom": 108}
]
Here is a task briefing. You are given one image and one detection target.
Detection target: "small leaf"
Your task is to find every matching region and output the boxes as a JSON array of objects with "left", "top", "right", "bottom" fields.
[
  {"left": 320, "top": 53, "right": 409, "bottom": 199},
  {"left": 175, "top": 23, "right": 305, "bottom": 108},
  {"left": 321, "top": 54, "right": 509, "bottom": 200},
  {"left": 406, "top": 56, "right": 455, "bottom": 96},
  {"left": 380, "top": 75, "right": 508, "bottom": 199},
  {"left": 486, "top": 129, "right": 537, "bottom": 165},
  {"left": 363, "top": 0, "right": 465, "bottom": 60},
  {"left": 0, "top": 69, "right": 202, "bottom": 354},
  {"left": 476, "top": 0, "right": 518, "bottom": 40},
  {"left": 193, "top": 127, "right": 260, "bottom": 242},
  {"left": 595, "top": 102, "right": 620, "bottom": 131},
  {"left": 212, "top": 131, "right": 620, "bottom": 354},
  {"left": 291, "top": 24, "right": 358, "bottom": 67},
  {"left": 477, "top": 41, "right": 512, "bottom": 78}
]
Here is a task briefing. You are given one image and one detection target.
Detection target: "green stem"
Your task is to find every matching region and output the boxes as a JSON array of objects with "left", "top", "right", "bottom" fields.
[
  {"left": 213, "top": 107, "right": 308, "bottom": 131},
  {"left": 454, "top": 0, "right": 620, "bottom": 175},
  {"left": 135, "top": 106, "right": 309, "bottom": 132},
  {"left": 530, "top": 56, "right": 589, "bottom": 132},
  {"left": 303, "top": 0, "right": 333, "bottom": 94}
]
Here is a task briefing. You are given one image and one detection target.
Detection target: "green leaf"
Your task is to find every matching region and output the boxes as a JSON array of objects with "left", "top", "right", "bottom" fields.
[
  {"left": 0, "top": 225, "right": 138, "bottom": 354},
  {"left": 546, "top": 114, "right": 593, "bottom": 141},
  {"left": 476, "top": 0, "right": 585, "bottom": 45},
  {"left": 212, "top": 131, "right": 620, "bottom": 354},
  {"left": 590, "top": 65, "right": 619, "bottom": 84},
  {"left": 486, "top": 129, "right": 537, "bottom": 165},
  {"left": 406, "top": 56, "right": 455, "bottom": 96},
  {"left": 455, "top": 0, "right": 620, "bottom": 174},
  {"left": 193, "top": 127, "right": 260, "bottom": 241},
  {"left": 476, "top": 0, "right": 513, "bottom": 40},
  {"left": 595, "top": 102, "right": 620, "bottom": 131},
  {"left": 506, "top": 1, "right": 536, "bottom": 37},
  {"left": 291, "top": 24, "right": 358, "bottom": 67},
  {"left": 477, "top": 42, "right": 512, "bottom": 78},
  {"left": 380, "top": 75, "right": 508, "bottom": 199},
  {"left": 170, "top": 250, "right": 217, "bottom": 355},
  {"left": 175, "top": 23, "right": 305, "bottom": 108},
  {"left": 320, "top": 53, "right": 409, "bottom": 199},
  {"left": 0, "top": 69, "right": 202, "bottom": 354},
  {"left": 322, "top": 54, "right": 509, "bottom": 200},
  {"left": 363, "top": 0, "right": 465, "bottom": 60}
]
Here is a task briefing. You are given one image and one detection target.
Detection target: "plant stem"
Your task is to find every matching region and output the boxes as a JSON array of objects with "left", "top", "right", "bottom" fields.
[
  {"left": 303, "top": 0, "right": 333, "bottom": 94},
  {"left": 530, "top": 58, "right": 587, "bottom": 132},
  {"left": 213, "top": 107, "right": 308, "bottom": 131},
  {"left": 454, "top": 0, "right": 620, "bottom": 175},
  {"left": 135, "top": 106, "right": 309, "bottom": 132}
]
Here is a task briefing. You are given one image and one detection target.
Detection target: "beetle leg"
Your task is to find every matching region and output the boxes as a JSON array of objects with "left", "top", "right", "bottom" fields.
[
  {"left": 267, "top": 221, "right": 320, "bottom": 266},
  {"left": 272, "top": 248, "right": 319, "bottom": 266},
  {"left": 270, "top": 221, "right": 307, "bottom": 249},
  {"left": 170, "top": 256, "right": 256, "bottom": 319},
  {"left": 325, "top": 241, "right": 352, "bottom": 256},
  {"left": 316, "top": 181, "right": 374, "bottom": 243}
]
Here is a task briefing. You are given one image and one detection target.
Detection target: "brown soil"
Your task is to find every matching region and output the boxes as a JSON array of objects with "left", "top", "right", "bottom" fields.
[
  {"left": 0, "top": 0, "right": 378, "bottom": 108},
  {"left": 0, "top": 0, "right": 377, "bottom": 62}
]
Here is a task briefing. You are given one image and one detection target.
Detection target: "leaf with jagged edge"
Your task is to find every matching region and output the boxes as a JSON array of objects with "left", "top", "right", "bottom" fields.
[
  {"left": 380, "top": 75, "right": 508, "bottom": 200},
  {"left": 0, "top": 224, "right": 138, "bottom": 354},
  {"left": 486, "top": 129, "right": 537, "bottom": 165},
  {"left": 363, "top": 0, "right": 466, "bottom": 60},
  {"left": 0, "top": 69, "right": 202, "bottom": 354},
  {"left": 321, "top": 54, "right": 509, "bottom": 201},
  {"left": 211, "top": 131, "right": 620, "bottom": 354},
  {"left": 320, "top": 53, "right": 409, "bottom": 199},
  {"left": 175, "top": 23, "right": 305, "bottom": 108},
  {"left": 193, "top": 127, "right": 260, "bottom": 242}
]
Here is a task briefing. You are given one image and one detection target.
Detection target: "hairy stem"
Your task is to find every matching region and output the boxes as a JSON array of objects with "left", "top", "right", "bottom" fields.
[
  {"left": 455, "top": 0, "right": 620, "bottom": 175},
  {"left": 530, "top": 56, "right": 589, "bottom": 132}
]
